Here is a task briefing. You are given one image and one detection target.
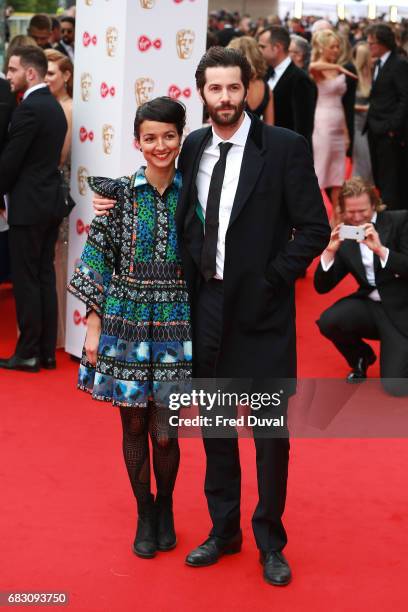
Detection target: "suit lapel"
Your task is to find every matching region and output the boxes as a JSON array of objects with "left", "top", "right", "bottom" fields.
[
  {"left": 272, "top": 61, "right": 294, "bottom": 97},
  {"left": 371, "top": 53, "right": 394, "bottom": 95},
  {"left": 228, "top": 115, "right": 265, "bottom": 228}
]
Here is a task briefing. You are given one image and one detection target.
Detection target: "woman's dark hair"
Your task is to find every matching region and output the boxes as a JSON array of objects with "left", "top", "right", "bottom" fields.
[
  {"left": 134, "top": 96, "right": 186, "bottom": 139},
  {"left": 195, "top": 46, "right": 252, "bottom": 95}
]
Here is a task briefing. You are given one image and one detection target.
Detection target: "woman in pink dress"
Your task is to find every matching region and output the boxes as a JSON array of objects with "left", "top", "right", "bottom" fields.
[{"left": 310, "top": 30, "right": 357, "bottom": 220}]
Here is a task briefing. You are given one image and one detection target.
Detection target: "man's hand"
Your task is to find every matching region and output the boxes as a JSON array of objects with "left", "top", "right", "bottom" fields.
[
  {"left": 361, "top": 223, "right": 387, "bottom": 258},
  {"left": 321, "top": 224, "right": 342, "bottom": 267},
  {"left": 85, "top": 311, "right": 101, "bottom": 365},
  {"left": 93, "top": 194, "right": 116, "bottom": 216}
]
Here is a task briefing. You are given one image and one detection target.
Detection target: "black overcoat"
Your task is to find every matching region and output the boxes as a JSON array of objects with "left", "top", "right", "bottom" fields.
[{"left": 176, "top": 114, "right": 330, "bottom": 379}]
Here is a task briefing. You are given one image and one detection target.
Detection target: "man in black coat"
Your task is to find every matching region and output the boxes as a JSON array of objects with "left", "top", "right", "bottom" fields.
[
  {"left": 314, "top": 177, "right": 408, "bottom": 396},
  {"left": 258, "top": 25, "right": 316, "bottom": 152},
  {"left": 365, "top": 24, "right": 408, "bottom": 211},
  {"left": 0, "top": 46, "right": 67, "bottom": 372},
  {"left": 177, "top": 47, "right": 329, "bottom": 584},
  {"left": 0, "top": 77, "right": 16, "bottom": 284}
]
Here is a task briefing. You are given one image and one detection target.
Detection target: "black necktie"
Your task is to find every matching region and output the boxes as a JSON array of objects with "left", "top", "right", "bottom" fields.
[
  {"left": 201, "top": 142, "right": 233, "bottom": 281},
  {"left": 374, "top": 59, "right": 382, "bottom": 79}
]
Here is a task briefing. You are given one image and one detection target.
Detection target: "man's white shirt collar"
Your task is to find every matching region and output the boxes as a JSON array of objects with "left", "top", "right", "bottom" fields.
[
  {"left": 273, "top": 55, "right": 292, "bottom": 79},
  {"left": 210, "top": 111, "right": 251, "bottom": 149},
  {"left": 379, "top": 51, "right": 391, "bottom": 67},
  {"left": 23, "top": 83, "right": 47, "bottom": 100}
]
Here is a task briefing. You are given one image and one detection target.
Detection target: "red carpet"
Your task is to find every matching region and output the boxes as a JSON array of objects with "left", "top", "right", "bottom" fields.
[{"left": 1, "top": 268, "right": 407, "bottom": 611}]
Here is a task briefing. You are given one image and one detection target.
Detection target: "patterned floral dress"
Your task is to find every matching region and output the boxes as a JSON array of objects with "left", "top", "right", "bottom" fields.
[{"left": 68, "top": 167, "right": 192, "bottom": 408}]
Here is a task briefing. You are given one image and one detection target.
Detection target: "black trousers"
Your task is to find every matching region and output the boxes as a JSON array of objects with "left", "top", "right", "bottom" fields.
[
  {"left": 317, "top": 296, "right": 408, "bottom": 396},
  {"left": 368, "top": 131, "right": 406, "bottom": 211},
  {"left": 8, "top": 223, "right": 60, "bottom": 359},
  {"left": 194, "top": 279, "right": 289, "bottom": 552}
]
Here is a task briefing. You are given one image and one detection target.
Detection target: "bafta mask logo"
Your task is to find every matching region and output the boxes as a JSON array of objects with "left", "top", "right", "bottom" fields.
[
  {"left": 106, "top": 26, "right": 118, "bottom": 57},
  {"left": 140, "top": 0, "right": 155, "bottom": 7},
  {"left": 135, "top": 77, "right": 155, "bottom": 106},
  {"left": 77, "top": 166, "right": 89, "bottom": 196},
  {"left": 176, "top": 29, "right": 195, "bottom": 59},
  {"left": 102, "top": 124, "right": 114, "bottom": 155},
  {"left": 80, "top": 72, "right": 92, "bottom": 101},
  {"left": 84, "top": 0, "right": 93, "bottom": 5}
]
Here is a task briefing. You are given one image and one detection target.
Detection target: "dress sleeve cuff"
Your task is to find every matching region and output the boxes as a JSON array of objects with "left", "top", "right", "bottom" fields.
[
  {"left": 380, "top": 248, "right": 389, "bottom": 268},
  {"left": 320, "top": 254, "right": 335, "bottom": 272}
]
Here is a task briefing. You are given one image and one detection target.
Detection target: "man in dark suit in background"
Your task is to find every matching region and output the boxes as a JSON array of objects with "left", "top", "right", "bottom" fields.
[
  {"left": 365, "top": 24, "right": 408, "bottom": 211},
  {"left": 0, "top": 77, "right": 16, "bottom": 284},
  {"left": 177, "top": 47, "right": 329, "bottom": 584},
  {"left": 314, "top": 177, "right": 408, "bottom": 396},
  {"left": 0, "top": 46, "right": 67, "bottom": 372},
  {"left": 258, "top": 25, "right": 316, "bottom": 151}
]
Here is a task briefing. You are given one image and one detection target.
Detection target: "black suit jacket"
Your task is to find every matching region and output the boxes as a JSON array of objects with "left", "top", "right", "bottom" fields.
[
  {"left": 0, "top": 78, "right": 16, "bottom": 155},
  {"left": 0, "top": 86, "right": 67, "bottom": 225},
  {"left": 366, "top": 52, "right": 408, "bottom": 138},
  {"left": 314, "top": 210, "right": 408, "bottom": 337},
  {"left": 271, "top": 61, "right": 317, "bottom": 151},
  {"left": 177, "top": 114, "right": 330, "bottom": 378}
]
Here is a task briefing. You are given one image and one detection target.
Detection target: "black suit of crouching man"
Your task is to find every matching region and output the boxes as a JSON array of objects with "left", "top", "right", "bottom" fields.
[{"left": 314, "top": 178, "right": 408, "bottom": 396}]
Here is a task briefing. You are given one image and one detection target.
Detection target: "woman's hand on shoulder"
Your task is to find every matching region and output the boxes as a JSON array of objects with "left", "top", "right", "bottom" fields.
[
  {"left": 339, "top": 65, "right": 358, "bottom": 80},
  {"left": 93, "top": 195, "right": 116, "bottom": 217}
]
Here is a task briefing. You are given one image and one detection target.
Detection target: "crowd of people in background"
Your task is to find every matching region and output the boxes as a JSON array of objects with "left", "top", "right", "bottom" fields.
[{"left": 1, "top": 7, "right": 408, "bottom": 365}]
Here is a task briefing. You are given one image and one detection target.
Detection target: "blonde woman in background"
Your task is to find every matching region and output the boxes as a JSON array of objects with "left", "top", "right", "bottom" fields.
[
  {"left": 228, "top": 36, "right": 274, "bottom": 125},
  {"left": 309, "top": 29, "right": 357, "bottom": 217},
  {"left": 352, "top": 42, "right": 373, "bottom": 182},
  {"left": 45, "top": 49, "right": 74, "bottom": 348},
  {"left": 3, "top": 35, "right": 37, "bottom": 73}
]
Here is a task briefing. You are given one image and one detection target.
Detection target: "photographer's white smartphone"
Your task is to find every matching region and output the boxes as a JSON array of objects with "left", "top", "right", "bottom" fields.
[{"left": 339, "top": 225, "right": 365, "bottom": 241}]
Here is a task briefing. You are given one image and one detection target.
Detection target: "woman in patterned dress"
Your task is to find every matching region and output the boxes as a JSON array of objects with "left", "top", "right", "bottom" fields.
[{"left": 68, "top": 97, "right": 192, "bottom": 559}]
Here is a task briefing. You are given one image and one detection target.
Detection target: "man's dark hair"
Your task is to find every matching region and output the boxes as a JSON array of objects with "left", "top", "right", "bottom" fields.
[
  {"left": 9, "top": 45, "right": 48, "bottom": 78},
  {"left": 28, "top": 13, "right": 52, "bottom": 32},
  {"left": 258, "top": 25, "right": 290, "bottom": 52},
  {"left": 366, "top": 23, "right": 396, "bottom": 51},
  {"left": 195, "top": 46, "right": 252, "bottom": 94},
  {"left": 59, "top": 16, "right": 75, "bottom": 28},
  {"left": 51, "top": 17, "right": 61, "bottom": 31},
  {"left": 134, "top": 96, "right": 186, "bottom": 139}
]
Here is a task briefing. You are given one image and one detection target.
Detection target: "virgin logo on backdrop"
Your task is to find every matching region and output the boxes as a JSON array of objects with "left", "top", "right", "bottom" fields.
[
  {"left": 138, "top": 35, "right": 162, "bottom": 52},
  {"left": 100, "top": 82, "right": 116, "bottom": 98},
  {"left": 79, "top": 126, "right": 94, "bottom": 142},
  {"left": 168, "top": 85, "right": 191, "bottom": 100},
  {"left": 173, "top": 0, "right": 196, "bottom": 3},
  {"left": 76, "top": 219, "right": 90, "bottom": 235},
  {"left": 73, "top": 310, "right": 87, "bottom": 326},
  {"left": 83, "top": 32, "right": 97, "bottom": 47}
]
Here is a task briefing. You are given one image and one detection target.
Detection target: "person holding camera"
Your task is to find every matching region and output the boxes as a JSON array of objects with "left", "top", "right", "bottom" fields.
[{"left": 314, "top": 177, "right": 408, "bottom": 396}]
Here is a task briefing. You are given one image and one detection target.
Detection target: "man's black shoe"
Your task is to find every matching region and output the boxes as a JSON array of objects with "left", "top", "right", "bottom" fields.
[
  {"left": 0, "top": 354, "right": 40, "bottom": 373},
  {"left": 41, "top": 357, "right": 57, "bottom": 370},
  {"left": 185, "top": 532, "right": 242, "bottom": 567},
  {"left": 260, "top": 550, "right": 292, "bottom": 586},
  {"left": 346, "top": 354, "right": 376, "bottom": 383}
]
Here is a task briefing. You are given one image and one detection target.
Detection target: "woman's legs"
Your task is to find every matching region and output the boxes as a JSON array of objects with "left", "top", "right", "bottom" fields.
[
  {"left": 149, "top": 402, "right": 180, "bottom": 550},
  {"left": 119, "top": 406, "right": 156, "bottom": 557}
]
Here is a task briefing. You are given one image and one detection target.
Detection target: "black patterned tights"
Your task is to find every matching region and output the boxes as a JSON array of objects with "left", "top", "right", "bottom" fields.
[{"left": 119, "top": 403, "right": 180, "bottom": 504}]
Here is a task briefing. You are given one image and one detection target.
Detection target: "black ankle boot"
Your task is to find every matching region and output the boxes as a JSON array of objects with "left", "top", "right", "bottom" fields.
[
  {"left": 133, "top": 494, "right": 157, "bottom": 559},
  {"left": 156, "top": 495, "right": 176, "bottom": 551}
]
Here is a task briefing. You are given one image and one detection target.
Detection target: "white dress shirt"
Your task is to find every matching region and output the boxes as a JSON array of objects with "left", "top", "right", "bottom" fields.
[
  {"left": 23, "top": 82, "right": 47, "bottom": 100},
  {"left": 196, "top": 112, "right": 251, "bottom": 279},
  {"left": 321, "top": 213, "right": 389, "bottom": 301},
  {"left": 373, "top": 50, "right": 391, "bottom": 80},
  {"left": 267, "top": 56, "right": 292, "bottom": 90}
]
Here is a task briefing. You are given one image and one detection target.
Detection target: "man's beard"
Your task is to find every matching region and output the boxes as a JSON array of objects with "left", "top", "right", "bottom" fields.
[{"left": 206, "top": 97, "right": 246, "bottom": 127}]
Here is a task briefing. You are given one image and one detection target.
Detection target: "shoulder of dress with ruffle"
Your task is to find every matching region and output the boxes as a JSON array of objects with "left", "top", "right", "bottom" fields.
[{"left": 87, "top": 175, "right": 133, "bottom": 199}]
